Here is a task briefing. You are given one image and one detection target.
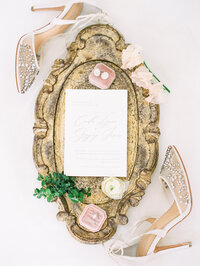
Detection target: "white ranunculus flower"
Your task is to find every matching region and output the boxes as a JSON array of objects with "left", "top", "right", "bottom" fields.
[
  {"left": 131, "top": 66, "right": 153, "bottom": 89},
  {"left": 101, "top": 177, "right": 127, "bottom": 200},
  {"left": 145, "top": 82, "right": 166, "bottom": 104},
  {"left": 121, "top": 44, "right": 143, "bottom": 70}
]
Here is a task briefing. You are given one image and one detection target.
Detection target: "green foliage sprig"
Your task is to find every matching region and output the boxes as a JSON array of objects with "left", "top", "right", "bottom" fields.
[
  {"left": 143, "top": 61, "right": 170, "bottom": 93},
  {"left": 33, "top": 172, "right": 91, "bottom": 203}
]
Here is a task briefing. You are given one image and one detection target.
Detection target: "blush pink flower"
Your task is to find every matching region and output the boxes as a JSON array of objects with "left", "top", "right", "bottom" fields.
[
  {"left": 145, "top": 83, "right": 166, "bottom": 104},
  {"left": 131, "top": 66, "right": 153, "bottom": 89},
  {"left": 121, "top": 44, "right": 143, "bottom": 69}
]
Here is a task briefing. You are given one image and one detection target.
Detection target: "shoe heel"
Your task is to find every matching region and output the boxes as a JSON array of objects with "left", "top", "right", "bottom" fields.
[
  {"left": 155, "top": 241, "right": 192, "bottom": 254},
  {"left": 31, "top": 5, "right": 66, "bottom": 12}
]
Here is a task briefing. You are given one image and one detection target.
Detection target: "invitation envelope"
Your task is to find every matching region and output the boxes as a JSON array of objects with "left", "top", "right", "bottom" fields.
[{"left": 64, "top": 89, "right": 127, "bottom": 177}]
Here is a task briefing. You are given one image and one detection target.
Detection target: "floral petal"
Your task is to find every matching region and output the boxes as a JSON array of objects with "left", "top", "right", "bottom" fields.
[
  {"left": 101, "top": 177, "right": 127, "bottom": 200},
  {"left": 131, "top": 66, "right": 153, "bottom": 89},
  {"left": 122, "top": 44, "right": 144, "bottom": 70},
  {"left": 145, "top": 83, "right": 166, "bottom": 104}
]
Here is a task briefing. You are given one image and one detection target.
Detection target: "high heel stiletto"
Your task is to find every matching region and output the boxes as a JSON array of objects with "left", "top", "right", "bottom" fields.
[
  {"left": 106, "top": 145, "right": 192, "bottom": 265},
  {"left": 15, "top": 2, "right": 83, "bottom": 94},
  {"left": 15, "top": 2, "right": 84, "bottom": 94}
]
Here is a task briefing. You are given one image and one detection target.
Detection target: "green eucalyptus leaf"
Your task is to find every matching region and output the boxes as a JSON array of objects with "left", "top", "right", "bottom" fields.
[
  {"left": 68, "top": 193, "right": 74, "bottom": 199},
  {"left": 80, "top": 188, "right": 86, "bottom": 194},
  {"left": 34, "top": 172, "right": 91, "bottom": 203},
  {"left": 53, "top": 172, "right": 57, "bottom": 178},
  {"left": 64, "top": 176, "right": 69, "bottom": 182},
  {"left": 41, "top": 180, "right": 46, "bottom": 187},
  {"left": 64, "top": 183, "right": 70, "bottom": 188},
  {"left": 37, "top": 175, "right": 43, "bottom": 181},
  {"left": 79, "top": 191, "right": 83, "bottom": 203},
  {"left": 54, "top": 192, "right": 59, "bottom": 197},
  {"left": 69, "top": 181, "right": 75, "bottom": 187},
  {"left": 72, "top": 188, "right": 79, "bottom": 197},
  {"left": 69, "top": 176, "right": 75, "bottom": 181},
  {"left": 46, "top": 188, "right": 51, "bottom": 196},
  {"left": 47, "top": 195, "right": 53, "bottom": 202},
  {"left": 70, "top": 197, "right": 79, "bottom": 203},
  {"left": 34, "top": 188, "right": 40, "bottom": 194}
]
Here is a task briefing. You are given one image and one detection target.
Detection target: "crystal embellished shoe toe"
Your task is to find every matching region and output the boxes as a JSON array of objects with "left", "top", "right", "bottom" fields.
[
  {"left": 16, "top": 34, "right": 40, "bottom": 93},
  {"left": 160, "top": 145, "right": 192, "bottom": 213},
  {"left": 105, "top": 145, "right": 192, "bottom": 265}
]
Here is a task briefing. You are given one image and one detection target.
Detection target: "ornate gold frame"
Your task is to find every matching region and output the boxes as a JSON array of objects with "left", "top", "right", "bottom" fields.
[{"left": 33, "top": 24, "right": 160, "bottom": 244}]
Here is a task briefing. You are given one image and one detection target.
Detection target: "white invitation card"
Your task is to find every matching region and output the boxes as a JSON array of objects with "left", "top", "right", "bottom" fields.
[{"left": 64, "top": 89, "right": 127, "bottom": 177}]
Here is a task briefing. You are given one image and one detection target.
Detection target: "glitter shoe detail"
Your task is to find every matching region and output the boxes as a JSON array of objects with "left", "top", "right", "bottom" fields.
[
  {"left": 160, "top": 146, "right": 191, "bottom": 214},
  {"left": 17, "top": 36, "right": 39, "bottom": 93}
]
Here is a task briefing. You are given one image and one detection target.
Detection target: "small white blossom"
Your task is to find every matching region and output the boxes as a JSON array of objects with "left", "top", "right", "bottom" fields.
[
  {"left": 145, "top": 83, "right": 166, "bottom": 104},
  {"left": 121, "top": 44, "right": 143, "bottom": 69},
  {"left": 131, "top": 66, "right": 153, "bottom": 89},
  {"left": 101, "top": 177, "right": 127, "bottom": 200}
]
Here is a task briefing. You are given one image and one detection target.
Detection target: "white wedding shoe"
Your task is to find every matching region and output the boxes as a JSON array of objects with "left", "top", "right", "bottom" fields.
[
  {"left": 15, "top": 1, "right": 107, "bottom": 94},
  {"left": 105, "top": 145, "right": 192, "bottom": 265}
]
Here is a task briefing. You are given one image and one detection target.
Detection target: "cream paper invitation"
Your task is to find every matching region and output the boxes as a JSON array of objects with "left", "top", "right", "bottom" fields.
[{"left": 64, "top": 89, "right": 127, "bottom": 177}]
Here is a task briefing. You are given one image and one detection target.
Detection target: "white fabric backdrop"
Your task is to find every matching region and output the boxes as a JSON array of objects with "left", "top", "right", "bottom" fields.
[{"left": 0, "top": 0, "right": 200, "bottom": 265}]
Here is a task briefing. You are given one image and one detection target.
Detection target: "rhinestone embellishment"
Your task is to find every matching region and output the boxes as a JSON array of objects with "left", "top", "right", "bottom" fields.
[
  {"left": 18, "top": 43, "right": 39, "bottom": 93},
  {"left": 161, "top": 146, "right": 190, "bottom": 209}
]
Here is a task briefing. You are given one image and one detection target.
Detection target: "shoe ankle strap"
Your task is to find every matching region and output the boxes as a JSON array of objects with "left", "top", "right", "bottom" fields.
[
  {"left": 51, "top": 18, "right": 77, "bottom": 25},
  {"left": 51, "top": 11, "right": 107, "bottom": 26},
  {"left": 105, "top": 217, "right": 157, "bottom": 255}
]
